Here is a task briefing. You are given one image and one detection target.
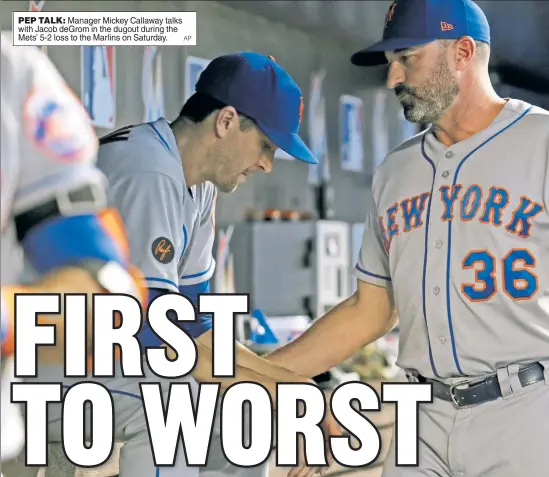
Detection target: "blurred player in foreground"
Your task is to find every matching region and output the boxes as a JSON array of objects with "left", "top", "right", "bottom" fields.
[
  {"left": 0, "top": 36, "right": 146, "bottom": 472},
  {"left": 266, "top": 1, "right": 549, "bottom": 476},
  {"left": 28, "top": 52, "right": 340, "bottom": 477}
]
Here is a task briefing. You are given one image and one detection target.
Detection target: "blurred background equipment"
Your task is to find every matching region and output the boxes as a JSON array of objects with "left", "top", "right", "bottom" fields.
[
  {"left": 340, "top": 326, "right": 402, "bottom": 381},
  {"left": 228, "top": 218, "right": 350, "bottom": 319}
]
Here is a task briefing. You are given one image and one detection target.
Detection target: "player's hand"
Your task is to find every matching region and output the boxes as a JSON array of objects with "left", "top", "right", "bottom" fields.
[
  {"left": 287, "top": 443, "right": 325, "bottom": 477},
  {"left": 320, "top": 406, "right": 342, "bottom": 475},
  {"left": 287, "top": 407, "right": 341, "bottom": 477}
]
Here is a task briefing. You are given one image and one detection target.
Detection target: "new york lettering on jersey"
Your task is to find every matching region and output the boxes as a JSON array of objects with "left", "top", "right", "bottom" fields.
[
  {"left": 381, "top": 185, "right": 543, "bottom": 248},
  {"left": 356, "top": 99, "right": 549, "bottom": 379}
]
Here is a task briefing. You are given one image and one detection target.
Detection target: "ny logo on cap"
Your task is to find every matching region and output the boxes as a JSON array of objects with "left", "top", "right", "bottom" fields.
[{"left": 385, "top": 2, "right": 397, "bottom": 28}]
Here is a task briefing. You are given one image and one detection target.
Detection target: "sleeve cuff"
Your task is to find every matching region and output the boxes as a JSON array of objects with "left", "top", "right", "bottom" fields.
[
  {"left": 178, "top": 259, "right": 215, "bottom": 286},
  {"left": 353, "top": 264, "right": 391, "bottom": 287},
  {"left": 144, "top": 276, "right": 179, "bottom": 292}
]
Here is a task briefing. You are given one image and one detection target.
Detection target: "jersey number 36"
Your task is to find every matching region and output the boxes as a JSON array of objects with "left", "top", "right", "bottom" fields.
[{"left": 462, "top": 248, "right": 537, "bottom": 301}]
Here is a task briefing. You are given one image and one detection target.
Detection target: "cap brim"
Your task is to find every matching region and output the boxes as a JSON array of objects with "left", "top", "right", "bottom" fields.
[
  {"left": 258, "top": 122, "right": 318, "bottom": 164},
  {"left": 351, "top": 37, "right": 436, "bottom": 66}
]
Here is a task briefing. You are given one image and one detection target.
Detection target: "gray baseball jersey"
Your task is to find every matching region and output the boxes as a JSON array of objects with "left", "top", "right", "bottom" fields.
[
  {"left": 96, "top": 118, "right": 217, "bottom": 341},
  {"left": 0, "top": 35, "right": 100, "bottom": 464},
  {"left": 355, "top": 99, "right": 549, "bottom": 379},
  {"left": 0, "top": 36, "right": 103, "bottom": 286}
]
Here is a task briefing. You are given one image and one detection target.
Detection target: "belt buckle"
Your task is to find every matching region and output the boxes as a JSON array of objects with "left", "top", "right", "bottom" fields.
[{"left": 449, "top": 380, "right": 471, "bottom": 407}]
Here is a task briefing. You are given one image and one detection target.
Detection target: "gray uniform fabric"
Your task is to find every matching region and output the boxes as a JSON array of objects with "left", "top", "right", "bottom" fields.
[
  {"left": 0, "top": 36, "right": 103, "bottom": 286},
  {"left": 0, "top": 35, "right": 102, "bottom": 467},
  {"left": 96, "top": 118, "right": 216, "bottom": 292},
  {"left": 355, "top": 98, "right": 549, "bottom": 476},
  {"left": 27, "top": 118, "right": 267, "bottom": 477}
]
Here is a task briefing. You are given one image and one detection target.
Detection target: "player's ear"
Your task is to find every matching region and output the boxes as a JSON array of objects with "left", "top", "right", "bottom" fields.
[
  {"left": 455, "top": 36, "right": 475, "bottom": 69},
  {"left": 214, "top": 106, "right": 238, "bottom": 139}
]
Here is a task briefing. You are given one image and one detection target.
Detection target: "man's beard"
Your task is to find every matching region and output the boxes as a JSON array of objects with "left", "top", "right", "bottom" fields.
[
  {"left": 216, "top": 170, "right": 241, "bottom": 193},
  {"left": 214, "top": 149, "right": 245, "bottom": 193},
  {"left": 395, "top": 57, "right": 459, "bottom": 125}
]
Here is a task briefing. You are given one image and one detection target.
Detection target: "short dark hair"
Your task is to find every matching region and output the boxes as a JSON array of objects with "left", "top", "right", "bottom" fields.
[
  {"left": 439, "top": 39, "right": 489, "bottom": 60},
  {"left": 176, "top": 92, "right": 256, "bottom": 131}
]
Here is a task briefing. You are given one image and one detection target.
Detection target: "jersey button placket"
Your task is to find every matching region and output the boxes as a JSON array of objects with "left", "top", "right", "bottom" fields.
[{"left": 425, "top": 156, "right": 456, "bottom": 373}]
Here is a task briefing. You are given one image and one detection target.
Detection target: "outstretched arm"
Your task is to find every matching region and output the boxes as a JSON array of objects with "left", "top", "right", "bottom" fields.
[
  {"left": 191, "top": 330, "right": 315, "bottom": 399},
  {"left": 265, "top": 279, "right": 397, "bottom": 378}
]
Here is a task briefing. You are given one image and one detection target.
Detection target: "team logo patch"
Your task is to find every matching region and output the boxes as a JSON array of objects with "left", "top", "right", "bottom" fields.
[
  {"left": 151, "top": 237, "right": 175, "bottom": 264},
  {"left": 23, "top": 85, "right": 97, "bottom": 163}
]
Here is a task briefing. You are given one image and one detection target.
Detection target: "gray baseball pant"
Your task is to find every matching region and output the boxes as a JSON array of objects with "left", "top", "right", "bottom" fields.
[{"left": 381, "top": 361, "right": 549, "bottom": 477}]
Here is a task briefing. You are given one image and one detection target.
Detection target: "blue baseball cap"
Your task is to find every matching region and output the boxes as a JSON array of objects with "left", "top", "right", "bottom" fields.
[
  {"left": 351, "top": 0, "right": 490, "bottom": 67},
  {"left": 195, "top": 52, "right": 317, "bottom": 164}
]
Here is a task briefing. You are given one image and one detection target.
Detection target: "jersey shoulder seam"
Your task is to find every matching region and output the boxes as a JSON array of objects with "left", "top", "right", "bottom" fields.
[
  {"left": 526, "top": 108, "right": 549, "bottom": 119},
  {"left": 374, "top": 130, "right": 426, "bottom": 174},
  {"left": 144, "top": 122, "right": 181, "bottom": 161},
  {"left": 371, "top": 130, "right": 427, "bottom": 196},
  {"left": 389, "top": 129, "right": 427, "bottom": 155},
  {"left": 101, "top": 140, "right": 185, "bottom": 184},
  {"left": 121, "top": 169, "right": 185, "bottom": 196}
]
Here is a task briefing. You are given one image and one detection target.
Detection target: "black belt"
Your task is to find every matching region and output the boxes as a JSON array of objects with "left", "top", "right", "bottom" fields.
[{"left": 415, "top": 362, "right": 545, "bottom": 407}]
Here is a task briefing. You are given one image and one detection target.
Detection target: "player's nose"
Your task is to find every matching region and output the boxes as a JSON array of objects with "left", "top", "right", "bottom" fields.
[{"left": 386, "top": 63, "right": 405, "bottom": 90}]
